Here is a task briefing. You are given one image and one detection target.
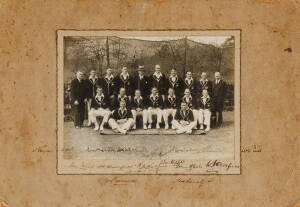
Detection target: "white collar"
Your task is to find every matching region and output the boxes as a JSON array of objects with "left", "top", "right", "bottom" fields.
[
  {"left": 105, "top": 74, "right": 114, "bottom": 79},
  {"left": 200, "top": 79, "right": 208, "bottom": 82},
  {"left": 184, "top": 95, "right": 192, "bottom": 99},
  {"left": 134, "top": 96, "right": 143, "bottom": 100},
  {"left": 150, "top": 94, "right": 159, "bottom": 99},
  {"left": 118, "top": 94, "right": 127, "bottom": 99},
  {"left": 153, "top": 72, "right": 162, "bottom": 78},
  {"left": 121, "top": 73, "right": 129, "bottom": 78},
  {"left": 95, "top": 93, "right": 104, "bottom": 99},
  {"left": 89, "top": 75, "right": 98, "bottom": 81},
  {"left": 119, "top": 107, "right": 127, "bottom": 112},
  {"left": 202, "top": 95, "right": 210, "bottom": 99},
  {"left": 168, "top": 94, "right": 176, "bottom": 99},
  {"left": 185, "top": 77, "right": 193, "bottom": 82}
]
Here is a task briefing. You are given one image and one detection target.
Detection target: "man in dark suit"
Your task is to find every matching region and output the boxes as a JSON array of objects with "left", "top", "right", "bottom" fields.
[
  {"left": 86, "top": 70, "right": 101, "bottom": 126},
  {"left": 99, "top": 68, "right": 117, "bottom": 103},
  {"left": 183, "top": 71, "right": 198, "bottom": 96},
  {"left": 212, "top": 72, "right": 227, "bottom": 126},
  {"left": 149, "top": 64, "right": 167, "bottom": 101},
  {"left": 70, "top": 71, "right": 87, "bottom": 128},
  {"left": 172, "top": 101, "right": 197, "bottom": 134},
  {"left": 166, "top": 68, "right": 184, "bottom": 97},
  {"left": 198, "top": 72, "right": 213, "bottom": 97},
  {"left": 132, "top": 65, "right": 150, "bottom": 97},
  {"left": 115, "top": 66, "right": 133, "bottom": 99}
]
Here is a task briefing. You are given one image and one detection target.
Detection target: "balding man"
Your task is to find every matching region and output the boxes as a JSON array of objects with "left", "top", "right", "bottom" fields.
[
  {"left": 212, "top": 72, "right": 227, "bottom": 126},
  {"left": 70, "top": 71, "right": 87, "bottom": 128}
]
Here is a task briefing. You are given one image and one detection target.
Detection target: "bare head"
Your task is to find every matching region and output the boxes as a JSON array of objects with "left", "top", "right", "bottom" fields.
[
  {"left": 186, "top": 71, "right": 192, "bottom": 79},
  {"left": 135, "top": 89, "right": 141, "bottom": 98},
  {"left": 201, "top": 72, "right": 207, "bottom": 80},
  {"left": 119, "top": 87, "right": 126, "bottom": 96},
  {"left": 181, "top": 101, "right": 188, "bottom": 111},
  {"left": 168, "top": 88, "right": 175, "bottom": 96},
  {"left": 151, "top": 87, "right": 158, "bottom": 95},
  {"left": 215, "top": 72, "right": 221, "bottom": 80},
  {"left": 202, "top": 89, "right": 208, "bottom": 97},
  {"left": 96, "top": 86, "right": 103, "bottom": 95},
  {"left": 155, "top": 64, "right": 161, "bottom": 73},
  {"left": 120, "top": 100, "right": 126, "bottom": 109},
  {"left": 170, "top": 68, "right": 177, "bottom": 76},
  {"left": 76, "top": 71, "right": 84, "bottom": 81},
  {"left": 122, "top": 66, "right": 128, "bottom": 74},
  {"left": 184, "top": 88, "right": 191, "bottom": 96},
  {"left": 106, "top": 68, "right": 112, "bottom": 76},
  {"left": 90, "top": 70, "right": 96, "bottom": 77}
]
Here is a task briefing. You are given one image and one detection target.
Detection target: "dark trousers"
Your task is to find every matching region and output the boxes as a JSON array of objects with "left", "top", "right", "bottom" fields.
[
  {"left": 213, "top": 100, "right": 224, "bottom": 126},
  {"left": 214, "top": 109, "right": 223, "bottom": 126},
  {"left": 73, "top": 103, "right": 85, "bottom": 127}
]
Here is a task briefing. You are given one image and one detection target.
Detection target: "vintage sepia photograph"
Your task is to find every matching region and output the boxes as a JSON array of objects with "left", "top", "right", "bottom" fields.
[{"left": 57, "top": 30, "right": 240, "bottom": 174}]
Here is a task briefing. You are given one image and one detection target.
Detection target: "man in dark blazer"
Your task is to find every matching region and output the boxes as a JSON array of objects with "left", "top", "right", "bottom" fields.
[
  {"left": 198, "top": 72, "right": 213, "bottom": 97},
  {"left": 113, "top": 87, "right": 131, "bottom": 111},
  {"left": 70, "top": 71, "right": 87, "bottom": 128},
  {"left": 132, "top": 65, "right": 150, "bottom": 97},
  {"left": 99, "top": 68, "right": 118, "bottom": 103},
  {"left": 108, "top": 100, "right": 134, "bottom": 134},
  {"left": 131, "top": 89, "right": 148, "bottom": 130},
  {"left": 183, "top": 71, "right": 198, "bottom": 96},
  {"left": 166, "top": 68, "right": 184, "bottom": 97},
  {"left": 114, "top": 66, "right": 133, "bottom": 99},
  {"left": 212, "top": 72, "right": 227, "bottom": 126},
  {"left": 86, "top": 69, "right": 101, "bottom": 126},
  {"left": 88, "top": 86, "right": 111, "bottom": 133},
  {"left": 146, "top": 87, "right": 164, "bottom": 129},
  {"left": 149, "top": 64, "right": 167, "bottom": 101},
  {"left": 163, "top": 88, "right": 179, "bottom": 129},
  {"left": 172, "top": 101, "right": 197, "bottom": 134}
]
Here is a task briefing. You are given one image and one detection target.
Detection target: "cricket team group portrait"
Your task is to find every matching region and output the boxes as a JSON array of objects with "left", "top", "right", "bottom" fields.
[
  {"left": 58, "top": 31, "right": 240, "bottom": 172},
  {"left": 70, "top": 65, "right": 227, "bottom": 135}
]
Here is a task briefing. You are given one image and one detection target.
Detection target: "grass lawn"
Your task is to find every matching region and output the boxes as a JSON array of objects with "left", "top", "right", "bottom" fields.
[{"left": 63, "top": 111, "right": 235, "bottom": 160}]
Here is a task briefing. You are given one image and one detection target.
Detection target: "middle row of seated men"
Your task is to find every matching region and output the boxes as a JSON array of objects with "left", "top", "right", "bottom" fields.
[{"left": 88, "top": 85, "right": 212, "bottom": 134}]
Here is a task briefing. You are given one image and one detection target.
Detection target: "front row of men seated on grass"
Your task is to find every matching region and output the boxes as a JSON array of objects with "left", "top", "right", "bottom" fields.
[{"left": 87, "top": 86, "right": 212, "bottom": 134}]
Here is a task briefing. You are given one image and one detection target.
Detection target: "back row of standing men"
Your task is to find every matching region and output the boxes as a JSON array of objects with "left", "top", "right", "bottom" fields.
[{"left": 70, "top": 64, "right": 227, "bottom": 134}]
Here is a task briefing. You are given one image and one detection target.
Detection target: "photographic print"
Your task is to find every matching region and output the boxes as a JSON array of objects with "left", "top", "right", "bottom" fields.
[{"left": 57, "top": 30, "right": 240, "bottom": 174}]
